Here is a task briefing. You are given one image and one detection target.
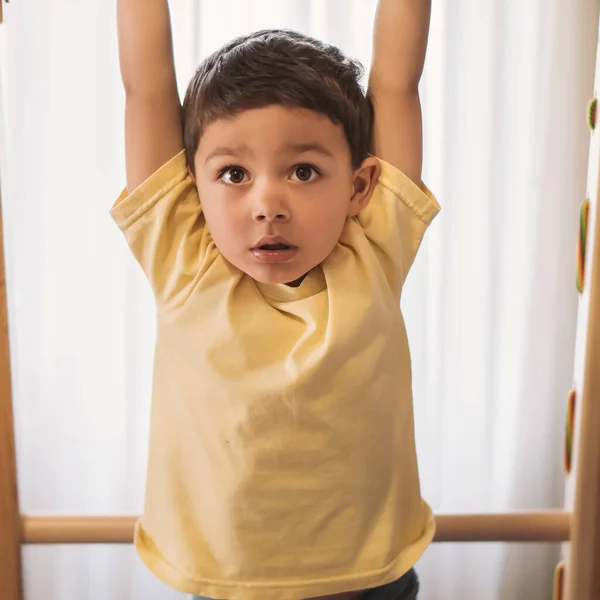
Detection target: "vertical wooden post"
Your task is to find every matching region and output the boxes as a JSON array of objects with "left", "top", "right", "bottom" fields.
[
  {"left": 0, "top": 188, "right": 23, "bottom": 598},
  {"left": 563, "top": 17, "right": 600, "bottom": 599},
  {"left": 566, "top": 163, "right": 600, "bottom": 600}
]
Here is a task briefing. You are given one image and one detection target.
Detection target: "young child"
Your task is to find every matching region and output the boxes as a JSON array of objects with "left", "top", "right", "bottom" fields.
[{"left": 113, "top": 1, "right": 437, "bottom": 599}]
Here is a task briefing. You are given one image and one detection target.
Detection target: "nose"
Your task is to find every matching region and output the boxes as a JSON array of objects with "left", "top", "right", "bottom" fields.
[{"left": 252, "top": 183, "right": 290, "bottom": 223}]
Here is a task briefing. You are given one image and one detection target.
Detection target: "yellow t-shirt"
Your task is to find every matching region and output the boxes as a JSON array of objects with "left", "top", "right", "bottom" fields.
[{"left": 111, "top": 150, "right": 440, "bottom": 600}]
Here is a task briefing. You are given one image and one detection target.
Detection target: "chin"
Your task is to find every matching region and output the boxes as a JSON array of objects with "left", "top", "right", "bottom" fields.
[
  {"left": 251, "top": 270, "right": 302, "bottom": 285},
  {"left": 244, "top": 263, "right": 309, "bottom": 286},
  {"left": 228, "top": 251, "right": 323, "bottom": 286}
]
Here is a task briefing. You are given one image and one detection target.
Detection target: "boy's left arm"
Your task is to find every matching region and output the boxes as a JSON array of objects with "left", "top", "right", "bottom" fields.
[{"left": 368, "top": 0, "right": 432, "bottom": 187}]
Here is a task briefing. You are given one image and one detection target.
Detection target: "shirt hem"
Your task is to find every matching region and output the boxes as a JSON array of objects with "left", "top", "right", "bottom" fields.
[
  {"left": 374, "top": 156, "right": 441, "bottom": 225},
  {"left": 110, "top": 150, "right": 189, "bottom": 230},
  {"left": 133, "top": 515, "right": 436, "bottom": 600}
]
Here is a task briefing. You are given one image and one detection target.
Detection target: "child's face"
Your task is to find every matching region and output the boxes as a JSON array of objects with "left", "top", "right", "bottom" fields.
[{"left": 192, "top": 105, "right": 379, "bottom": 286}]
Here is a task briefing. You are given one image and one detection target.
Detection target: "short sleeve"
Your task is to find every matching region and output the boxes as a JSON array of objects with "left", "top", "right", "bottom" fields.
[
  {"left": 111, "top": 150, "right": 214, "bottom": 309},
  {"left": 357, "top": 156, "right": 440, "bottom": 293}
]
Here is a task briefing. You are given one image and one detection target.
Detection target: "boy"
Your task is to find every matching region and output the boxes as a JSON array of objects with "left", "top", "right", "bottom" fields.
[{"left": 113, "top": 1, "right": 437, "bottom": 599}]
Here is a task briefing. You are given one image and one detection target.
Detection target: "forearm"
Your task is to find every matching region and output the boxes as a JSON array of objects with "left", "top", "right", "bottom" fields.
[
  {"left": 117, "top": 0, "right": 178, "bottom": 95},
  {"left": 369, "top": 0, "right": 432, "bottom": 92}
]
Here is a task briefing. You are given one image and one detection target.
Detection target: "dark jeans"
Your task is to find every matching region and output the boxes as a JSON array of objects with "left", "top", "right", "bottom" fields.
[{"left": 360, "top": 569, "right": 419, "bottom": 600}]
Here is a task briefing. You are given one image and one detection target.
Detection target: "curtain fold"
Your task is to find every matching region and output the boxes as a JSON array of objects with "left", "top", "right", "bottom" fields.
[{"left": 1, "top": 1, "right": 597, "bottom": 598}]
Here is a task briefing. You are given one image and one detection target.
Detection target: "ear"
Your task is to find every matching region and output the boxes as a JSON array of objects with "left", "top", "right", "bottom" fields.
[
  {"left": 348, "top": 156, "right": 381, "bottom": 217},
  {"left": 187, "top": 163, "right": 197, "bottom": 185}
]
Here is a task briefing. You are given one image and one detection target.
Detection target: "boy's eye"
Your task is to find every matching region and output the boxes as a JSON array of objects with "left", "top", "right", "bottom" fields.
[
  {"left": 218, "top": 165, "right": 320, "bottom": 184},
  {"left": 291, "top": 165, "right": 319, "bottom": 182},
  {"left": 220, "top": 167, "right": 248, "bottom": 184}
]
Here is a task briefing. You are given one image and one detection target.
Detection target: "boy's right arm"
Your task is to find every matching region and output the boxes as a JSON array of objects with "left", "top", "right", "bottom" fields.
[
  {"left": 114, "top": 1, "right": 210, "bottom": 309},
  {"left": 117, "top": 0, "right": 184, "bottom": 193}
]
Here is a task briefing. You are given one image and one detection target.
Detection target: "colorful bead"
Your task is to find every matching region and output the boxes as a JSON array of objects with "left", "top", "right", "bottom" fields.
[
  {"left": 588, "top": 97, "right": 597, "bottom": 131},
  {"left": 553, "top": 561, "right": 565, "bottom": 600},
  {"left": 576, "top": 199, "right": 590, "bottom": 293},
  {"left": 563, "top": 389, "right": 576, "bottom": 474}
]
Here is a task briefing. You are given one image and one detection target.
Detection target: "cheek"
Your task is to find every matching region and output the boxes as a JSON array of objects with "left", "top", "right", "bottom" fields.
[
  {"left": 200, "top": 191, "right": 247, "bottom": 247},
  {"left": 296, "top": 186, "right": 351, "bottom": 237}
]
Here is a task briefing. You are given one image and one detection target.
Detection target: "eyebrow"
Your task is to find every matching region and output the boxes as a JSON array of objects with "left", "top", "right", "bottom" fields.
[
  {"left": 204, "top": 142, "right": 335, "bottom": 164},
  {"left": 204, "top": 145, "right": 250, "bottom": 164},
  {"left": 287, "top": 143, "right": 335, "bottom": 159}
]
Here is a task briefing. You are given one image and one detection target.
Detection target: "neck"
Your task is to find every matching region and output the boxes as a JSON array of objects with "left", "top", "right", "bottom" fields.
[{"left": 286, "top": 273, "right": 308, "bottom": 287}]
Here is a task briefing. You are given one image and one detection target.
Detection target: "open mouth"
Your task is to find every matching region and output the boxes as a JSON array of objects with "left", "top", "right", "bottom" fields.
[
  {"left": 251, "top": 239, "right": 298, "bottom": 263},
  {"left": 257, "top": 243, "right": 293, "bottom": 251}
]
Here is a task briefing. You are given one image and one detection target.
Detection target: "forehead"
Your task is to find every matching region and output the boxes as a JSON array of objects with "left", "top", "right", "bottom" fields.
[{"left": 196, "top": 105, "right": 349, "bottom": 162}]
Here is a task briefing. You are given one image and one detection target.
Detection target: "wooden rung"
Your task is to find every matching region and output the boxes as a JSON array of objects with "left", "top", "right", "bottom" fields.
[
  {"left": 20, "top": 511, "right": 571, "bottom": 545},
  {"left": 433, "top": 511, "right": 570, "bottom": 543},
  {"left": 23, "top": 516, "right": 137, "bottom": 544}
]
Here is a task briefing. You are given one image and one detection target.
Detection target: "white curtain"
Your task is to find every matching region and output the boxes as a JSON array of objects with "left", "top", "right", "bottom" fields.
[{"left": 0, "top": 1, "right": 597, "bottom": 598}]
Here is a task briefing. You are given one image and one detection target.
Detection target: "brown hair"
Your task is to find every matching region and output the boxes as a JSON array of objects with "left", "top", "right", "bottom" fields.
[{"left": 182, "top": 29, "right": 373, "bottom": 176}]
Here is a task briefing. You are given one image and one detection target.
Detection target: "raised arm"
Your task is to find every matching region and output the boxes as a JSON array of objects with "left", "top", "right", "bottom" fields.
[
  {"left": 117, "top": 0, "right": 184, "bottom": 192},
  {"left": 368, "top": 0, "right": 432, "bottom": 186}
]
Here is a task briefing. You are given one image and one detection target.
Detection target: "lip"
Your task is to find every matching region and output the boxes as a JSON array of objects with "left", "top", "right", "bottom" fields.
[{"left": 250, "top": 236, "right": 298, "bottom": 264}]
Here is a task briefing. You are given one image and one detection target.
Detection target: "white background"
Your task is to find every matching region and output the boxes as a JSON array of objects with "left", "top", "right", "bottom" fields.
[{"left": 1, "top": 1, "right": 598, "bottom": 598}]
